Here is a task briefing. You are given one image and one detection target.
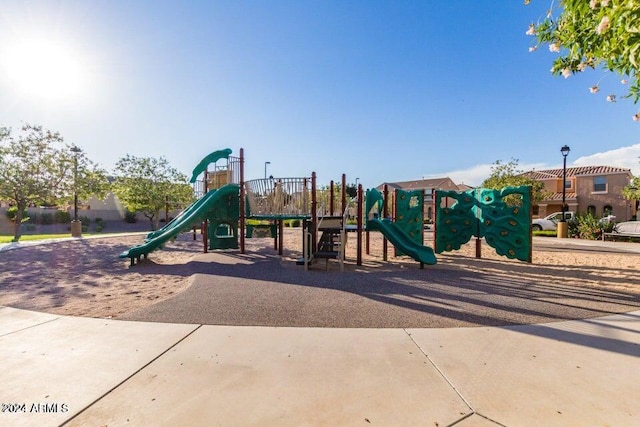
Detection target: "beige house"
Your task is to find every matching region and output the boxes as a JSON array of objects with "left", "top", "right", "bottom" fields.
[{"left": 521, "top": 166, "right": 635, "bottom": 221}]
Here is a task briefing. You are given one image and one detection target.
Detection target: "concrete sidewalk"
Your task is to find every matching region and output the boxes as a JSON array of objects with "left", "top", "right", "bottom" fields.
[{"left": 1, "top": 306, "right": 639, "bottom": 426}]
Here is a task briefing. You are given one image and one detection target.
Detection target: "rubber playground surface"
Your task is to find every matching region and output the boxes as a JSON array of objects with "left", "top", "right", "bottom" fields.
[
  {"left": 3, "top": 229, "right": 638, "bottom": 328},
  {"left": 121, "top": 244, "right": 640, "bottom": 328}
]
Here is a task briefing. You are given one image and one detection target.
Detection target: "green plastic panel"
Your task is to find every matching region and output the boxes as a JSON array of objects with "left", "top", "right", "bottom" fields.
[
  {"left": 365, "top": 188, "right": 384, "bottom": 225},
  {"left": 394, "top": 189, "right": 424, "bottom": 256},
  {"left": 435, "top": 186, "right": 531, "bottom": 261}
]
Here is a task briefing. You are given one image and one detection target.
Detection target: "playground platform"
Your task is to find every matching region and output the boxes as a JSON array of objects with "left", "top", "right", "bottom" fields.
[{"left": 1, "top": 305, "right": 639, "bottom": 426}]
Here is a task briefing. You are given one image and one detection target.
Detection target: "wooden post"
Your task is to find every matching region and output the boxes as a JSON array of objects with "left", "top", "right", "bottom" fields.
[
  {"left": 365, "top": 182, "right": 369, "bottom": 255},
  {"left": 165, "top": 195, "right": 169, "bottom": 223},
  {"left": 330, "top": 180, "right": 334, "bottom": 216},
  {"left": 203, "top": 167, "right": 208, "bottom": 253},
  {"left": 239, "top": 148, "right": 245, "bottom": 254},
  {"left": 311, "top": 172, "right": 317, "bottom": 255},
  {"left": 475, "top": 189, "right": 481, "bottom": 259},
  {"left": 357, "top": 183, "right": 363, "bottom": 266},
  {"left": 203, "top": 221, "right": 208, "bottom": 253},
  {"left": 383, "top": 184, "right": 388, "bottom": 261},
  {"left": 366, "top": 229, "right": 370, "bottom": 255},
  {"left": 341, "top": 174, "right": 346, "bottom": 218},
  {"left": 393, "top": 189, "right": 398, "bottom": 257},
  {"left": 431, "top": 188, "right": 438, "bottom": 253},
  {"left": 528, "top": 186, "right": 533, "bottom": 263},
  {"left": 274, "top": 220, "right": 278, "bottom": 251},
  {"left": 278, "top": 219, "right": 284, "bottom": 256}
]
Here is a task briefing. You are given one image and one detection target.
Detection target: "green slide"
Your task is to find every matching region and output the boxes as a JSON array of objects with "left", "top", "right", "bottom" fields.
[
  {"left": 119, "top": 184, "right": 240, "bottom": 264},
  {"left": 367, "top": 218, "right": 437, "bottom": 265}
]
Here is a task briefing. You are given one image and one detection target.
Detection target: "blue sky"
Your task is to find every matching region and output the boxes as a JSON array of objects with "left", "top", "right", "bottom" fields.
[{"left": 1, "top": 0, "right": 638, "bottom": 187}]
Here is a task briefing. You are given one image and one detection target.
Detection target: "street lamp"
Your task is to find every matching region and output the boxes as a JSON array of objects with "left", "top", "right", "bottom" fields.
[
  {"left": 558, "top": 145, "right": 570, "bottom": 238},
  {"left": 264, "top": 161, "right": 271, "bottom": 179},
  {"left": 70, "top": 145, "right": 82, "bottom": 237},
  {"left": 355, "top": 177, "right": 360, "bottom": 197}
]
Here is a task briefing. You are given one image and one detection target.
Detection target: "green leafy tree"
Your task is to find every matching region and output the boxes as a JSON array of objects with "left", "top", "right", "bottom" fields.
[
  {"left": 0, "top": 124, "right": 110, "bottom": 240},
  {"left": 481, "top": 158, "right": 548, "bottom": 203},
  {"left": 526, "top": 0, "right": 640, "bottom": 119},
  {"left": 111, "top": 155, "right": 194, "bottom": 230}
]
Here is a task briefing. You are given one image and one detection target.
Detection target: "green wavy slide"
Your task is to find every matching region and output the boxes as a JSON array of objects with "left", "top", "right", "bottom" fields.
[
  {"left": 367, "top": 218, "right": 437, "bottom": 265},
  {"left": 119, "top": 184, "right": 239, "bottom": 264}
]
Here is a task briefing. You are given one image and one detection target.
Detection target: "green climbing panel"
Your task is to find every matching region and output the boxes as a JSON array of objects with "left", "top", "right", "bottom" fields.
[
  {"left": 365, "top": 188, "right": 384, "bottom": 223},
  {"left": 207, "top": 188, "right": 240, "bottom": 250},
  {"left": 394, "top": 189, "right": 424, "bottom": 256},
  {"left": 435, "top": 186, "right": 531, "bottom": 261}
]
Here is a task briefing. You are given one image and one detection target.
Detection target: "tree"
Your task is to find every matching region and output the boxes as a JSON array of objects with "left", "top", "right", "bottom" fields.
[
  {"left": 481, "top": 158, "right": 548, "bottom": 203},
  {"left": 526, "top": 0, "right": 640, "bottom": 119},
  {"left": 111, "top": 155, "right": 194, "bottom": 230},
  {"left": 61, "top": 148, "right": 110, "bottom": 208},
  {"left": 622, "top": 174, "right": 640, "bottom": 216},
  {"left": 0, "top": 124, "right": 110, "bottom": 240}
]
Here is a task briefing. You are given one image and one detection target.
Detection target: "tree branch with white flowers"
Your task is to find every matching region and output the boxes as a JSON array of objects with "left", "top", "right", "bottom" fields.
[{"left": 525, "top": 0, "right": 640, "bottom": 120}]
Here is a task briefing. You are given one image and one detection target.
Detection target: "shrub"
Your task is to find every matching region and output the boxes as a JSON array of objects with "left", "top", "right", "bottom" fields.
[
  {"left": 94, "top": 217, "right": 105, "bottom": 232},
  {"left": 5, "top": 207, "right": 29, "bottom": 223},
  {"left": 124, "top": 210, "right": 137, "bottom": 223},
  {"left": 40, "top": 213, "right": 54, "bottom": 225},
  {"left": 79, "top": 215, "right": 90, "bottom": 226},
  {"left": 55, "top": 210, "right": 71, "bottom": 224},
  {"left": 570, "top": 213, "right": 606, "bottom": 240}
]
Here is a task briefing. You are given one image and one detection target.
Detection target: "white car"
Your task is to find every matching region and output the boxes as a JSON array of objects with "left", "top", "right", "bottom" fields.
[
  {"left": 599, "top": 215, "right": 616, "bottom": 224},
  {"left": 531, "top": 211, "right": 575, "bottom": 231}
]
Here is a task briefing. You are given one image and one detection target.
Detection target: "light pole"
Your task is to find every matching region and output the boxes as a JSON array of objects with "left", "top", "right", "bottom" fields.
[
  {"left": 558, "top": 145, "right": 570, "bottom": 238},
  {"left": 70, "top": 145, "right": 82, "bottom": 237},
  {"left": 355, "top": 177, "right": 360, "bottom": 198},
  {"left": 264, "top": 161, "right": 271, "bottom": 179}
]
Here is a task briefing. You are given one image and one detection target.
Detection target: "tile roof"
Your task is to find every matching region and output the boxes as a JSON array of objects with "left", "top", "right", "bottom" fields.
[
  {"left": 376, "top": 177, "right": 457, "bottom": 191},
  {"left": 542, "top": 192, "right": 577, "bottom": 201},
  {"left": 521, "top": 166, "right": 631, "bottom": 180}
]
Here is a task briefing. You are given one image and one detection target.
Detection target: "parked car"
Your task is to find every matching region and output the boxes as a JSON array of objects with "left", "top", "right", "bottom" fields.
[
  {"left": 599, "top": 214, "right": 617, "bottom": 224},
  {"left": 531, "top": 211, "right": 575, "bottom": 231}
]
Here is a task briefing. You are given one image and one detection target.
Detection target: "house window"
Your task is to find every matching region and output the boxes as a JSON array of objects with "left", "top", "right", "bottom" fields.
[
  {"left": 564, "top": 179, "right": 572, "bottom": 189},
  {"left": 593, "top": 176, "right": 607, "bottom": 192},
  {"left": 604, "top": 205, "right": 613, "bottom": 216},
  {"left": 587, "top": 205, "right": 596, "bottom": 216}
]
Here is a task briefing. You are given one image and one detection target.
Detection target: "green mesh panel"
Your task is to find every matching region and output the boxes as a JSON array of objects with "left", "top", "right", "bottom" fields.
[
  {"left": 394, "top": 189, "right": 424, "bottom": 256},
  {"left": 435, "top": 186, "right": 531, "bottom": 261}
]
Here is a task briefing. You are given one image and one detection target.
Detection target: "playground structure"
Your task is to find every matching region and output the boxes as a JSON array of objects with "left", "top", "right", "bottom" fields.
[{"left": 120, "top": 148, "right": 532, "bottom": 267}]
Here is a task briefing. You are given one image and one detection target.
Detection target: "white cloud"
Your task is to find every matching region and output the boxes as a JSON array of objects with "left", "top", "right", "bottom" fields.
[
  {"left": 571, "top": 144, "right": 640, "bottom": 175},
  {"left": 425, "top": 161, "right": 547, "bottom": 187},
  {"left": 429, "top": 144, "right": 640, "bottom": 186}
]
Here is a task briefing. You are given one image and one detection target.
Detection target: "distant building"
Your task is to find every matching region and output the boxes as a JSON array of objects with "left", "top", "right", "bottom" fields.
[{"left": 521, "top": 166, "right": 635, "bottom": 220}]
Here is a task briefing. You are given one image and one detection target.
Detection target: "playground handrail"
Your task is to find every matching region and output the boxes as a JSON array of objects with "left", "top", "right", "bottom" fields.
[{"left": 244, "top": 177, "right": 311, "bottom": 217}]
